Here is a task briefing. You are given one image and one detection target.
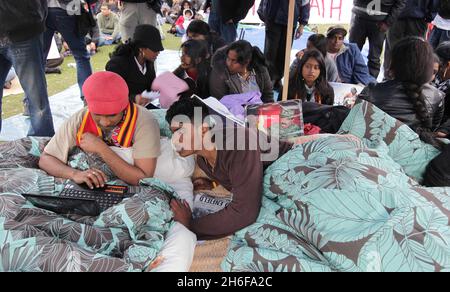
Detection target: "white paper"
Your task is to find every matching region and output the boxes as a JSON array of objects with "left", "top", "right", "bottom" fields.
[
  {"left": 330, "top": 82, "right": 364, "bottom": 106},
  {"left": 47, "top": 37, "right": 60, "bottom": 60},
  {"left": 194, "top": 95, "right": 245, "bottom": 127}
]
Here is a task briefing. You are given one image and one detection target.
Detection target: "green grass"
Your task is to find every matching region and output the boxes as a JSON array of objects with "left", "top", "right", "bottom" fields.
[
  {"left": 1, "top": 23, "right": 344, "bottom": 119},
  {"left": 2, "top": 24, "right": 182, "bottom": 120}
]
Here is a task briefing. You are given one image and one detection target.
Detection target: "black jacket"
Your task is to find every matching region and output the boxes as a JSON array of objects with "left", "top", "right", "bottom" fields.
[
  {"left": 0, "top": 0, "right": 47, "bottom": 43},
  {"left": 352, "top": 0, "right": 407, "bottom": 26},
  {"left": 359, "top": 80, "right": 445, "bottom": 132},
  {"left": 209, "top": 46, "right": 274, "bottom": 103},
  {"left": 205, "top": 0, "right": 255, "bottom": 24},
  {"left": 106, "top": 54, "right": 156, "bottom": 102},
  {"left": 424, "top": 143, "right": 450, "bottom": 187},
  {"left": 258, "top": 0, "right": 311, "bottom": 26},
  {"left": 398, "top": 0, "right": 439, "bottom": 21},
  {"left": 303, "top": 102, "right": 350, "bottom": 134}
]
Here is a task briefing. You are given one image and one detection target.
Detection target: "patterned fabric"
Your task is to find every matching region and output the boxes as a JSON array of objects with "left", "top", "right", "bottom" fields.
[
  {"left": 338, "top": 100, "right": 440, "bottom": 183},
  {"left": 0, "top": 138, "right": 175, "bottom": 272},
  {"left": 150, "top": 109, "right": 172, "bottom": 139},
  {"left": 222, "top": 102, "right": 450, "bottom": 272}
]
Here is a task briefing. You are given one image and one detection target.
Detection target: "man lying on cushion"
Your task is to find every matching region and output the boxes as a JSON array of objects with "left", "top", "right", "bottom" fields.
[
  {"left": 165, "top": 97, "right": 345, "bottom": 240},
  {"left": 39, "top": 71, "right": 161, "bottom": 187}
]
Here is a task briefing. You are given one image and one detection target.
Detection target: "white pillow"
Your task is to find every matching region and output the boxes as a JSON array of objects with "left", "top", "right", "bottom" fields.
[{"left": 154, "top": 138, "right": 195, "bottom": 208}]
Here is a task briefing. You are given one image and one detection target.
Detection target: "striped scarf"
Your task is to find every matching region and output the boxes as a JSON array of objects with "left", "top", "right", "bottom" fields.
[{"left": 76, "top": 103, "right": 138, "bottom": 148}]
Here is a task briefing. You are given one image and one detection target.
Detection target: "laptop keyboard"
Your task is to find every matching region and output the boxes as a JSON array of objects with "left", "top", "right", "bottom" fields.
[{"left": 60, "top": 188, "right": 133, "bottom": 211}]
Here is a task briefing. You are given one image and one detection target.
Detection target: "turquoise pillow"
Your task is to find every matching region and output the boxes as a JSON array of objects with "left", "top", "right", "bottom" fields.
[{"left": 338, "top": 100, "right": 440, "bottom": 183}]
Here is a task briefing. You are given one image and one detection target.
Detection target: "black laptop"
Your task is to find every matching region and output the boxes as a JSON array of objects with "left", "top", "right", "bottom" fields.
[{"left": 23, "top": 182, "right": 142, "bottom": 217}]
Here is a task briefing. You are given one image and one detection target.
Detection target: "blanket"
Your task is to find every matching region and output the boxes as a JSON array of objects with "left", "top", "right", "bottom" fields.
[
  {"left": 222, "top": 101, "right": 450, "bottom": 272},
  {"left": 0, "top": 137, "right": 175, "bottom": 272}
]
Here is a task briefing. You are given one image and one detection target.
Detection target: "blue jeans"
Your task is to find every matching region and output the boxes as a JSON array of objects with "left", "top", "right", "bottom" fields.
[
  {"left": 44, "top": 8, "right": 93, "bottom": 96},
  {"left": 208, "top": 12, "right": 237, "bottom": 44},
  {"left": 98, "top": 32, "right": 121, "bottom": 46},
  {"left": 429, "top": 27, "right": 450, "bottom": 49},
  {"left": 0, "top": 35, "right": 55, "bottom": 137},
  {"left": 175, "top": 27, "right": 186, "bottom": 37}
]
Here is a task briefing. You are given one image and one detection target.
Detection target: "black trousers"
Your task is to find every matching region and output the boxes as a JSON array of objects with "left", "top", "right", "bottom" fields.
[
  {"left": 384, "top": 18, "right": 428, "bottom": 77},
  {"left": 264, "top": 21, "right": 295, "bottom": 88},
  {"left": 349, "top": 15, "right": 386, "bottom": 80}
]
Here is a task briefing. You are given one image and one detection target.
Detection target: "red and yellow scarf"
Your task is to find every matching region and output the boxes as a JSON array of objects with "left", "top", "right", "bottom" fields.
[{"left": 76, "top": 103, "right": 138, "bottom": 148}]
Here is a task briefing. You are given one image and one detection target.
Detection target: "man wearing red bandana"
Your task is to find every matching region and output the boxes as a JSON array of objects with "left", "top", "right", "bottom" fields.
[{"left": 39, "top": 71, "right": 161, "bottom": 188}]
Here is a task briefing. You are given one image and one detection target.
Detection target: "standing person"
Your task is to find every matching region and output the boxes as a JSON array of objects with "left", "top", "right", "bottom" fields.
[
  {"left": 0, "top": 0, "right": 55, "bottom": 137},
  {"left": 44, "top": 0, "right": 94, "bottom": 99},
  {"left": 119, "top": 0, "right": 162, "bottom": 42},
  {"left": 384, "top": 0, "right": 440, "bottom": 79},
  {"left": 205, "top": 0, "right": 255, "bottom": 44},
  {"left": 258, "top": 0, "right": 311, "bottom": 92},
  {"left": 349, "top": 0, "right": 407, "bottom": 79}
]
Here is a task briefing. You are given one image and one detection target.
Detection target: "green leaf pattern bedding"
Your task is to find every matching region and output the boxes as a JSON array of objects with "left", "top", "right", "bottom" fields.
[{"left": 222, "top": 101, "right": 450, "bottom": 272}]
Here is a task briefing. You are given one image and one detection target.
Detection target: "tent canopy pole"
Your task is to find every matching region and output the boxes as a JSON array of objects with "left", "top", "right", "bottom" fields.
[{"left": 281, "top": 0, "right": 296, "bottom": 101}]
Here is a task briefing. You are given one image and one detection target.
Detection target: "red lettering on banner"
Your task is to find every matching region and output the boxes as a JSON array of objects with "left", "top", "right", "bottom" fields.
[
  {"left": 310, "top": 0, "right": 325, "bottom": 18},
  {"left": 330, "top": 0, "right": 343, "bottom": 21},
  {"left": 309, "top": 0, "right": 343, "bottom": 21}
]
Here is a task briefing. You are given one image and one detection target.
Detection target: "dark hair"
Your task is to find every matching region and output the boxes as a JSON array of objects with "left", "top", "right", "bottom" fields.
[
  {"left": 179, "top": 39, "right": 211, "bottom": 98},
  {"left": 390, "top": 37, "right": 439, "bottom": 147},
  {"left": 166, "top": 97, "right": 210, "bottom": 124},
  {"left": 181, "top": 0, "right": 192, "bottom": 8},
  {"left": 226, "top": 40, "right": 267, "bottom": 70},
  {"left": 307, "top": 34, "right": 327, "bottom": 57},
  {"left": 186, "top": 20, "right": 210, "bottom": 36},
  {"left": 178, "top": 0, "right": 195, "bottom": 17},
  {"left": 288, "top": 49, "right": 334, "bottom": 105},
  {"left": 434, "top": 53, "right": 442, "bottom": 67},
  {"left": 435, "top": 41, "right": 450, "bottom": 69}
]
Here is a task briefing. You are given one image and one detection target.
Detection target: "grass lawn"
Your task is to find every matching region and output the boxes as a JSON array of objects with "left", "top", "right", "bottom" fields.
[
  {"left": 1, "top": 23, "right": 344, "bottom": 119},
  {"left": 2, "top": 24, "right": 182, "bottom": 120}
]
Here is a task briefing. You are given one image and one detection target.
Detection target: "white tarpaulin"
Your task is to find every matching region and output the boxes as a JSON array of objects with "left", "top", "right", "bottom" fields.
[{"left": 242, "top": 0, "right": 353, "bottom": 25}]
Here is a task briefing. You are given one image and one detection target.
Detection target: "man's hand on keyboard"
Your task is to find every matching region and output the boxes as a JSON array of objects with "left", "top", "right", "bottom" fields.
[{"left": 72, "top": 168, "right": 108, "bottom": 189}]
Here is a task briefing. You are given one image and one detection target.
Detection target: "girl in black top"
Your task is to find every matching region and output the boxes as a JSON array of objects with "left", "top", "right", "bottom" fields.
[{"left": 106, "top": 24, "right": 164, "bottom": 105}]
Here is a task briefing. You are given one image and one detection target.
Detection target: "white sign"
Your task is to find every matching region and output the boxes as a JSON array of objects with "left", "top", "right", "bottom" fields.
[{"left": 242, "top": 0, "right": 354, "bottom": 25}]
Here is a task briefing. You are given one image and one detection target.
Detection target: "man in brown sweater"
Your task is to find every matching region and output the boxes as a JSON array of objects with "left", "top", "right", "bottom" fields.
[{"left": 165, "top": 98, "right": 293, "bottom": 240}]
